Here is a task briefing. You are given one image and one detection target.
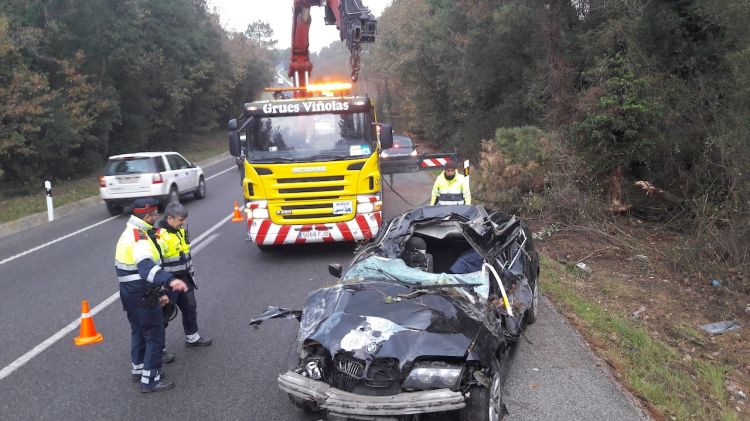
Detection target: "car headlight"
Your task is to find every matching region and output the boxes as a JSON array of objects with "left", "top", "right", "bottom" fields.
[{"left": 403, "top": 362, "right": 462, "bottom": 390}]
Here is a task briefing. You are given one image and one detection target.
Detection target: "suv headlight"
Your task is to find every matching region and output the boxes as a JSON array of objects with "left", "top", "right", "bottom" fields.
[{"left": 403, "top": 362, "right": 462, "bottom": 390}]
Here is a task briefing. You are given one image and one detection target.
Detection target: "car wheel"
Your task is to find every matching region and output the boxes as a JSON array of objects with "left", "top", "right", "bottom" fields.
[
  {"left": 526, "top": 280, "right": 539, "bottom": 325},
  {"left": 105, "top": 203, "right": 123, "bottom": 216},
  {"left": 193, "top": 177, "right": 206, "bottom": 199},
  {"left": 287, "top": 394, "right": 318, "bottom": 413},
  {"left": 460, "top": 372, "right": 506, "bottom": 421},
  {"left": 167, "top": 185, "right": 179, "bottom": 204}
]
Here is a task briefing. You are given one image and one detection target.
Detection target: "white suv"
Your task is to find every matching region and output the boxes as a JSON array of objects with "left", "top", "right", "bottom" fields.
[{"left": 99, "top": 152, "right": 207, "bottom": 215}]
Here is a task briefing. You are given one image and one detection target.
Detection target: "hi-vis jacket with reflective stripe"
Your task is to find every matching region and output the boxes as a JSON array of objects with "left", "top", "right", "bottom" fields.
[
  {"left": 115, "top": 216, "right": 174, "bottom": 294},
  {"left": 431, "top": 172, "right": 471, "bottom": 205},
  {"left": 154, "top": 225, "right": 192, "bottom": 275}
]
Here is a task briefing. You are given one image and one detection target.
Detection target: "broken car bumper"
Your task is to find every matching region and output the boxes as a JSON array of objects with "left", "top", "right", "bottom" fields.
[{"left": 278, "top": 371, "right": 466, "bottom": 418}]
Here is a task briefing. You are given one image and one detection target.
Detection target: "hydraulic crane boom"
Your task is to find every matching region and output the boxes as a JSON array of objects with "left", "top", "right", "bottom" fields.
[{"left": 289, "top": 0, "right": 377, "bottom": 90}]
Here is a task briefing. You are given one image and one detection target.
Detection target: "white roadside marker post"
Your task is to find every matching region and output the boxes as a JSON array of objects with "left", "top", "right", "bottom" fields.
[{"left": 44, "top": 180, "right": 54, "bottom": 221}]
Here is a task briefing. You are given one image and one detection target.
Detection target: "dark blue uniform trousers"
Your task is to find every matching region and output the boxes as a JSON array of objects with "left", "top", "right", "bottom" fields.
[
  {"left": 166, "top": 273, "right": 198, "bottom": 336},
  {"left": 120, "top": 284, "right": 165, "bottom": 389}
]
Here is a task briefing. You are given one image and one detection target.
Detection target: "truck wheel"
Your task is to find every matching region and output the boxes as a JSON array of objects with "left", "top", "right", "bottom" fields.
[
  {"left": 257, "top": 244, "right": 272, "bottom": 252},
  {"left": 106, "top": 203, "right": 123, "bottom": 216},
  {"left": 460, "top": 372, "right": 506, "bottom": 421},
  {"left": 193, "top": 177, "right": 207, "bottom": 199}
]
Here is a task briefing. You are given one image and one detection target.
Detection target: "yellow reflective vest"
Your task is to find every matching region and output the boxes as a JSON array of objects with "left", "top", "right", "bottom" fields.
[
  {"left": 431, "top": 172, "right": 471, "bottom": 205},
  {"left": 114, "top": 216, "right": 172, "bottom": 287},
  {"left": 155, "top": 226, "right": 193, "bottom": 274}
]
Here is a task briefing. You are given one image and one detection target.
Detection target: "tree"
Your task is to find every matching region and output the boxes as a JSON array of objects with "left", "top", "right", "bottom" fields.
[{"left": 245, "top": 20, "right": 277, "bottom": 49}]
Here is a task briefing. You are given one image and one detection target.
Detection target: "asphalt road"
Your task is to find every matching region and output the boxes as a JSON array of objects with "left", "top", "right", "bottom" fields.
[{"left": 0, "top": 157, "right": 650, "bottom": 420}]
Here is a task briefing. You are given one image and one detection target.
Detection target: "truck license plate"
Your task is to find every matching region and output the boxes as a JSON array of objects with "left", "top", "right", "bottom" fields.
[
  {"left": 333, "top": 200, "right": 353, "bottom": 215},
  {"left": 298, "top": 230, "right": 330, "bottom": 239}
]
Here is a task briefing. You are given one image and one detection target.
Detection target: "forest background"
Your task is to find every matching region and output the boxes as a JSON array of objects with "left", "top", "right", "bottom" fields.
[
  {"left": 1, "top": 1, "right": 749, "bottom": 419},
  {"left": 1, "top": 0, "right": 747, "bottom": 310}
]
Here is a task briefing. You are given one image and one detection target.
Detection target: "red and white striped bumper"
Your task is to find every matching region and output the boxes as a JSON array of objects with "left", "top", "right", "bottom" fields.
[
  {"left": 420, "top": 157, "right": 452, "bottom": 168},
  {"left": 247, "top": 212, "right": 382, "bottom": 245}
]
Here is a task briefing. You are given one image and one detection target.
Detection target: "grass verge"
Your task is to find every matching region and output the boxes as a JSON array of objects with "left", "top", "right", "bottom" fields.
[
  {"left": 0, "top": 131, "right": 227, "bottom": 225},
  {"left": 541, "top": 254, "right": 739, "bottom": 421}
]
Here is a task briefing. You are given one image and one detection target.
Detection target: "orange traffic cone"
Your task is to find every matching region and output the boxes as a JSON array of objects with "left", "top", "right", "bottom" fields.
[
  {"left": 231, "top": 200, "right": 243, "bottom": 222},
  {"left": 74, "top": 300, "right": 104, "bottom": 346}
]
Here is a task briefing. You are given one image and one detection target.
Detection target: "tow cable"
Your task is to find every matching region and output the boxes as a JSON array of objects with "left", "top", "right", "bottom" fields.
[{"left": 382, "top": 175, "right": 429, "bottom": 207}]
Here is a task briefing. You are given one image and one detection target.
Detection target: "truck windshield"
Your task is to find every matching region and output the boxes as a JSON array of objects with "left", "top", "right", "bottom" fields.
[{"left": 246, "top": 112, "right": 374, "bottom": 163}]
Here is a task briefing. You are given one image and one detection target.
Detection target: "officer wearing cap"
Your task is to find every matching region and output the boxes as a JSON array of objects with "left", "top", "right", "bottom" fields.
[
  {"left": 430, "top": 160, "right": 471, "bottom": 205},
  {"left": 114, "top": 198, "right": 188, "bottom": 393}
]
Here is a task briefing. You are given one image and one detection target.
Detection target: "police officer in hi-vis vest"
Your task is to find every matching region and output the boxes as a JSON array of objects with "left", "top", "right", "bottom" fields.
[
  {"left": 154, "top": 203, "right": 212, "bottom": 348},
  {"left": 115, "top": 198, "right": 188, "bottom": 393},
  {"left": 430, "top": 160, "right": 471, "bottom": 205}
]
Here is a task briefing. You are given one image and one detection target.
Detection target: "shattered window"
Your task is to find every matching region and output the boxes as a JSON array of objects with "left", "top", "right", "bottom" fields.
[{"left": 345, "top": 256, "right": 490, "bottom": 300}]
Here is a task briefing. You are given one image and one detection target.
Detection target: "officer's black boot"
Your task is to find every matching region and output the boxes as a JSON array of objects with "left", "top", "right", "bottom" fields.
[
  {"left": 139, "top": 369, "right": 174, "bottom": 393},
  {"left": 185, "top": 336, "right": 212, "bottom": 347},
  {"left": 139, "top": 380, "right": 175, "bottom": 393}
]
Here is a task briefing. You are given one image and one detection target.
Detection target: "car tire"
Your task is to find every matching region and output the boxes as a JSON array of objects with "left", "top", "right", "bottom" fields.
[
  {"left": 167, "top": 185, "right": 179, "bottom": 204},
  {"left": 287, "top": 394, "right": 318, "bottom": 413},
  {"left": 105, "top": 203, "right": 123, "bottom": 216},
  {"left": 193, "top": 177, "right": 206, "bottom": 199},
  {"left": 460, "top": 372, "right": 506, "bottom": 421},
  {"left": 526, "top": 280, "right": 538, "bottom": 325}
]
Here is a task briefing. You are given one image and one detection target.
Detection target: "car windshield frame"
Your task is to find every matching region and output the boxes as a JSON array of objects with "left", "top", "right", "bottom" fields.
[{"left": 245, "top": 111, "right": 375, "bottom": 163}]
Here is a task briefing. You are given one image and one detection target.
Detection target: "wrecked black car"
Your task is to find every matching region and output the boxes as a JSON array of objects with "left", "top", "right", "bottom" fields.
[{"left": 250, "top": 205, "right": 540, "bottom": 420}]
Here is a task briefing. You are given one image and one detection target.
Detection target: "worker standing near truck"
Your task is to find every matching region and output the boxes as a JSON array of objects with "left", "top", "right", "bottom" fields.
[
  {"left": 431, "top": 160, "right": 471, "bottom": 205},
  {"left": 155, "top": 203, "right": 213, "bottom": 348},
  {"left": 115, "top": 198, "right": 188, "bottom": 393}
]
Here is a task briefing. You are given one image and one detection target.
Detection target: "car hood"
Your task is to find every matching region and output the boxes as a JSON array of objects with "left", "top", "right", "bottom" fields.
[{"left": 300, "top": 281, "right": 485, "bottom": 367}]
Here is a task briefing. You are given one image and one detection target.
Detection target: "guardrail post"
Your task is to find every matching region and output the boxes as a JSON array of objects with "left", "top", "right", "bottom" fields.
[{"left": 44, "top": 180, "right": 54, "bottom": 221}]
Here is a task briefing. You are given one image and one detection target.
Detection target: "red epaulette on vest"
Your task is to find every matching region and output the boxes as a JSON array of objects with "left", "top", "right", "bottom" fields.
[{"left": 132, "top": 229, "right": 146, "bottom": 241}]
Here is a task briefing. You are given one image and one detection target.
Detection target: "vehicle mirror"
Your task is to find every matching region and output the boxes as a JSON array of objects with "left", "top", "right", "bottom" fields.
[
  {"left": 228, "top": 118, "right": 238, "bottom": 130},
  {"left": 229, "top": 132, "right": 241, "bottom": 157},
  {"left": 379, "top": 124, "right": 393, "bottom": 149},
  {"left": 190, "top": 162, "right": 197, "bottom": 168},
  {"left": 328, "top": 263, "right": 343, "bottom": 278}
]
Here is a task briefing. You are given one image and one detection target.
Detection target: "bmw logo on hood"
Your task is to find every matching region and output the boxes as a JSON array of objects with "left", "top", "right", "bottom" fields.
[{"left": 366, "top": 342, "right": 378, "bottom": 354}]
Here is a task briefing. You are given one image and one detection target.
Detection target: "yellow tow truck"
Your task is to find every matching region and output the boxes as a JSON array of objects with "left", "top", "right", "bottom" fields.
[{"left": 227, "top": 83, "right": 393, "bottom": 250}]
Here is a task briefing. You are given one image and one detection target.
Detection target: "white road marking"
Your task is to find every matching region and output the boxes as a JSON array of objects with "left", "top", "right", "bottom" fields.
[
  {"left": 190, "top": 233, "right": 219, "bottom": 254},
  {"left": 0, "top": 216, "right": 119, "bottom": 266},
  {"left": 0, "top": 209, "right": 238, "bottom": 381},
  {"left": 206, "top": 166, "right": 235, "bottom": 180},
  {"left": 0, "top": 292, "right": 120, "bottom": 380},
  {"left": 0, "top": 166, "right": 235, "bottom": 268}
]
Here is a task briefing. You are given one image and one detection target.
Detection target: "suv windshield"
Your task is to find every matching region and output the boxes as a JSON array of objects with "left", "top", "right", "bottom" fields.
[
  {"left": 105, "top": 157, "right": 161, "bottom": 175},
  {"left": 246, "top": 112, "right": 374, "bottom": 163}
]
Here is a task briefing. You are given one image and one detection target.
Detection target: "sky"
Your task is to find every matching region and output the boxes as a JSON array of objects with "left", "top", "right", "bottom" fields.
[{"left": 208, "top": 0, "right": 393, "bottom": 53}]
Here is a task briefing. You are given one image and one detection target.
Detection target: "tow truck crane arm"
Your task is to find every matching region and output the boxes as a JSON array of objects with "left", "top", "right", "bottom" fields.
[{"left": 289, "top": 0, "right": 377, "bottom": 89}]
